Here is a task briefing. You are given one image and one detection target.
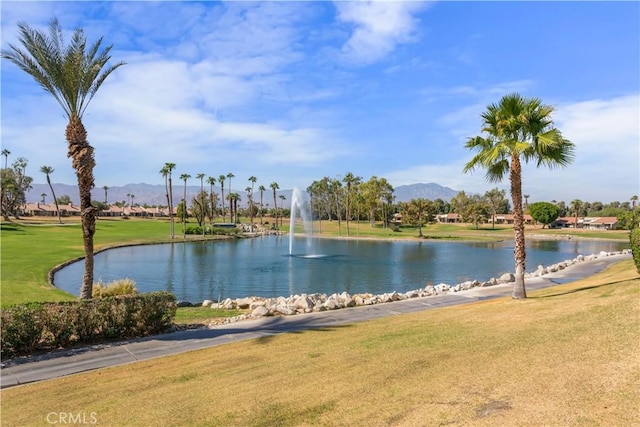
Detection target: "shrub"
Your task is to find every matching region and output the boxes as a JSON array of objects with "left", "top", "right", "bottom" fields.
[
  {"left": 0, "top": 292, "right": 177, "bottom": 359},
  {"left": 631, "top": 227, "right": 640, "bottom": 273},
  {"left": 92, "top": 278, "right": 138, "bottom": 298}
]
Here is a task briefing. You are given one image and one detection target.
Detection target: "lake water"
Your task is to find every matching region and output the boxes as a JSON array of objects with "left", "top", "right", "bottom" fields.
[{"left": 54, "top": 236, "right": 628, "bottom": 302}]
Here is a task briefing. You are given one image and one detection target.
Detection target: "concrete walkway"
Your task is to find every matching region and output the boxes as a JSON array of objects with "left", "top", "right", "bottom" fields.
[{"left": 0, "top": 253, "right": 631, "bottom": 389}]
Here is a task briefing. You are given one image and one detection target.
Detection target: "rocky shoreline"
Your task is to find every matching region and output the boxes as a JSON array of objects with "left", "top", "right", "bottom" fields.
[{"left": 175, "top": 249, "right": 632, "bottom": 328}]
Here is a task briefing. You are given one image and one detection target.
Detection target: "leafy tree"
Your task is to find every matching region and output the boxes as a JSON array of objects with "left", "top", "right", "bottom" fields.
[
  {"left": 2, "top": 18, "right": 125, "bottom": 299},
  {"left": 399, "top": 198, "right": 436, "bottom": 237},
  {"left": 529, "top": 202, "right": 561, "bottom": 228},
  {"left": 56, "top": 194, "right": 72, "bottom": 205},
  {"left": 1, "top": 157, "right": 32, "bottom": 220},
  {"left": 464, "top": 93, "right": 574, "bottom": 299},
  {"left": 190, "top": 190, "right": 210, "bottom": 228},
  {"left": 40, "top": 165, "right": 61, "bottom": 223},
  {"left": 484, "top": 188, "right": 506, "bottom": 229}
]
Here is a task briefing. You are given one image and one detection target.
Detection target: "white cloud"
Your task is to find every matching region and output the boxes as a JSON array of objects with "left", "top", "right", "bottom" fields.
[{"left": 334, "top": 0, "right": 430, "bottom": 65}]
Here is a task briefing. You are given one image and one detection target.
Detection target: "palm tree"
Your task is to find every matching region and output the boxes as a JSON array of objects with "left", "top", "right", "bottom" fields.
[
  {"left": 1, "top": 149, "right": 10, "bottom": 169},
  {"left": 570, "top": 199, "right": 583, "bottom": 229},
  {"left": 279, "top": 194, "right": 287, "bottom": 229},
  {"left": 342, "top": 172, "right": 361, "bottom": 236},
  {"left": 258, "top": 185, "right": 266, "bottom": 225},
  {"left": 631, "top": 195, "right": 638, "bottom": 210},
  {"left": 102, "top": 185, "right": 109, "bottom": 204},
  {"left": 523, "top": 194, "right": 530, "bottom": 209},
  {"left": 248, "top": 176, "right": 257, "bottom": 225},
  {"left": 160, "top": 163, "right": 176, "bottom": 239},
  {"left": 41, "top": 193, "right": 46, "bottom": 203},
  {"left": 2, "top": 18, "right": 125, "bottom": 299},
  {"left": 196, "top": 173, "right": 206, "bottom": 236},
  {"left": 206, "top": 176, "right": 216, "bottom": 228},
  {"left": 130, "top": 194, "right": 134, "bottom": 207},
  {"left": 40, "top": 165, "right": 61, "bottom": 224},
  {"left": 218, "top": 174, "right": 226, "bottom": 222},
  {"left": 226, "top": 172, "right": 235, "bottom": 222},
  {"left": 464, "top": 93, "right": 574, "bottom": 299},
  {"left": 180, "top": 173, "right": 191, "bottom": 238},
  {"left": 270, "top": 181, "right": 279, "bottom": 229}
]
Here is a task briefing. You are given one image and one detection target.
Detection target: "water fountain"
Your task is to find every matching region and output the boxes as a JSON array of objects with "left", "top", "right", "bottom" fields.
[{"left": 288, "top": 187, "right": 314, "bottom": 256}]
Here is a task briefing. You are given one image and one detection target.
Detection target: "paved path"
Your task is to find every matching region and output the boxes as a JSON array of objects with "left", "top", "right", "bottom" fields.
[{"left": 0, "top": 253, "right": 631, "bottom": 389}]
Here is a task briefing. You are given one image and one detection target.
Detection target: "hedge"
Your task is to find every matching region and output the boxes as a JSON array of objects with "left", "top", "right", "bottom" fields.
[
  {"left": 631, "top": 227, "right": 640, "bottom": 273},
  {"left": 0, "top": 292, "right": 176, "bottom": 359}
]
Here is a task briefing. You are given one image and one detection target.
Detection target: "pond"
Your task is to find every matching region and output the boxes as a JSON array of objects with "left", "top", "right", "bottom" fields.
[{"left": 53, "top": 236, "right": 629, "bottom": 302}]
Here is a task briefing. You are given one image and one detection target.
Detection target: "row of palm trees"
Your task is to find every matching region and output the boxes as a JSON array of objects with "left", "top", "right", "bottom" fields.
[{"left": 158, "top": 164, "right": 287, "bottom": 238}]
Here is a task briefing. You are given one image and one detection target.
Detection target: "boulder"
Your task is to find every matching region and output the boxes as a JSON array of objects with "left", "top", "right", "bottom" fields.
[
  {"left": 499, "top": 273, "right": 515, "bottom": 283},
  {"left": 235, "top": 297, "right": 253, "bottom": 309},
  {"left": 202, "top": 299, "right": 213, "bottom": 307},
  {"left": 251, "top": 306, "right": 270, "bottom": 317}
]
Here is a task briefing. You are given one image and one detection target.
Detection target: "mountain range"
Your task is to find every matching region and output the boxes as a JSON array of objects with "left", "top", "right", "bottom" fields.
[{"left": 26, "top": 182, "right": 459, "bottom": 206}]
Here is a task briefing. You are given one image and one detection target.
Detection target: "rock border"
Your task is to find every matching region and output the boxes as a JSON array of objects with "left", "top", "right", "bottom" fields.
[{"left": 175, "top": 249, "right": 631, "bottom": 327}]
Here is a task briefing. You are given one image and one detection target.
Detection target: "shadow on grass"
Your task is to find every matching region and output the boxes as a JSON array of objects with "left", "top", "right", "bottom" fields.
[
  {"left": 0, "top": 223, "right": 25, "bottom": 233},
  {"left": 530, "top": 280, "right": 630, "bottom": 299}
]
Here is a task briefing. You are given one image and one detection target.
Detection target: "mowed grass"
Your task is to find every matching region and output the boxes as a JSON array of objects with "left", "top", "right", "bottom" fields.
[
  {"left": 0, "top": 218, "right": 224, "bottom": 307},
  {"left": 2, "top": 260, "right": 638, "bottom": 426}
]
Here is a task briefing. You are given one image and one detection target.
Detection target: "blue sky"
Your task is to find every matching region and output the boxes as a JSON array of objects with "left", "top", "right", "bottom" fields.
[{"left": 1, "top": 1, "right": 638, "bottom": 203}]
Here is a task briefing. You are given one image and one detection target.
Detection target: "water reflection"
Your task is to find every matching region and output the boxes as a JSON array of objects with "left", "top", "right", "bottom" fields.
[{"left": 54, "top": 236, "right": 628, "bottom": 302}]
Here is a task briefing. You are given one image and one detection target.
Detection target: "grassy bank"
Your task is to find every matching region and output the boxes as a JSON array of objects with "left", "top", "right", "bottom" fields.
[{"left": 1, "top": 260, "right": 638, "bottom": 426}]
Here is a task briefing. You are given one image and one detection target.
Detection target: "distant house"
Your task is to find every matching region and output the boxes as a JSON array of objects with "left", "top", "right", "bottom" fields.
[
  {"left": 437, "top": 213, "right": 460, "bottom": 223},
  {"left": 494, "top": 214, "right": 534, "bottom": 225},
  {"left": 583, "top": 217, "right": 619, "bottom": 230},
  {"left": 550, "top": 216, "right": 619, "bottom": 230}
]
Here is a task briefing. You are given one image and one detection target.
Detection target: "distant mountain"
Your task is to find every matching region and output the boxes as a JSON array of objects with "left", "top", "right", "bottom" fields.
[
  {"left": 27, "top": 182, "right": 457, "bottom": 206},
  {"left": 393, "top": 183, "right": 458, "bottom": 203},
  {"left": 27, "top": 183, "right": 293, "bottom": 207}
]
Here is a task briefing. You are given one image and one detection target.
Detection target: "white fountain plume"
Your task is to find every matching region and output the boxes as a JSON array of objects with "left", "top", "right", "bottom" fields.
[{"left": 289, "top": 187, "right": 313, "bottom": 256}]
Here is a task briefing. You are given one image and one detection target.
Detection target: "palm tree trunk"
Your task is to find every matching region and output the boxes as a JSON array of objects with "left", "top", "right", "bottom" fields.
[
  {"left": 47, "top": 175, "right": 62, "bottom": 224},
  {"left": 67, "top": 116, "right": 96, "bottom": 300},
  {"left": 510, "top": 155, "right": 527, "bottom": 299}
]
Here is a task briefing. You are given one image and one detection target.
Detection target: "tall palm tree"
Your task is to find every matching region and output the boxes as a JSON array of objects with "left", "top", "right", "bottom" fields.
[
  {"left": 196, "top": 173, "right": 206, "bottom": 236},
  {"left": 160, "top": 163, "right": 176, "bottom": 239},
  {"left": 270, "top": 181, "right": 279, "bottom": 229},
  {"left": 258, "top": 185, "right": 266, "bottom": 225},
  {"left": 279, "top": 194, "right": 287, "bottom": 229},
  {"left": 248, "top": 176, "right": 257, "bottom": 225},
  {"left": 464, "top": 93, "right": 574, "bottom": 299},
  {"left": 218, "top": 174, "right": 226, "bottom": 222},
  {"left": 40, "top": 165, "right": 62, "bottom": 224},
  {"left": 102, "top": 185, "right": 109, "bottom": 204},
  {"left": 342, "top": 172, "right": 361, "bottom": 236},
  {"left": 41, "top": 193, "right": 46, "bottom": 203},
  {"left": 206, "top": 176, "right": 216, "bottom": 228},
  {"left": 2, "top": 18, "right": 125, "bottom": 299},
  {"left": 1, "top": 149, "right": 10, "bottom": 169},
  {"left": 226, "top": 172, "right": 235, "bottom": 222},
  {"left": 180, "top": 173, "right": 191, "bottom": 238}
]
